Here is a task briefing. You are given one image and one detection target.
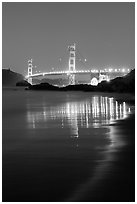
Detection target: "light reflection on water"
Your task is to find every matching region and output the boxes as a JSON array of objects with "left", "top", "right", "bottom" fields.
[
  {"left": 26, "top": 96, "right": 130, "bottom": 135},
  {"left": 25, "top": 95, "right": 132, "bottom": 200}
]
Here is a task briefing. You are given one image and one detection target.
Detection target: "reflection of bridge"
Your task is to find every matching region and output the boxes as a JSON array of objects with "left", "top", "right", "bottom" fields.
[{"left": 26, "top": 43, "right": 131, "bottom": 85}]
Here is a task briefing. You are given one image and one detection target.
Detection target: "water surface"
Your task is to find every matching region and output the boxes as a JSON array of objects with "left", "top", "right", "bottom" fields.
[{"left": 2, "top": 90, "right": 134, "bottom": 201}]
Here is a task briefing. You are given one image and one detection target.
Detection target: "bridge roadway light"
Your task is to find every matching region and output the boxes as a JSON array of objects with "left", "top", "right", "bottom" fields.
[
  {"left": 109, "top": 68, "right": 113, "bottom": 72},
  {"left": 25, "top": 74, "right": 29, "bottom": 78},
  {"left": 122, "top": 68, "right": 125, "bottom": 72},
  {"left": 115, "top": 69, "right": 117, "bottom": 72}
]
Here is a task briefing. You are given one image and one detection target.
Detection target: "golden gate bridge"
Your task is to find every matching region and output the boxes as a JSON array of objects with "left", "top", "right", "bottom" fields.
[{"left": 25, "top": 43, "right": 131, "bottom": 86}]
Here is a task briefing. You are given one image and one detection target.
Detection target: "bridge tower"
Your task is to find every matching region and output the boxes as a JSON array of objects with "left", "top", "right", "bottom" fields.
[
  {"left": 28, "top": 59, "right": 33, "bottom": 84},
  {"left": 68, "top": 43, "right": 76, "bottom": 85}
]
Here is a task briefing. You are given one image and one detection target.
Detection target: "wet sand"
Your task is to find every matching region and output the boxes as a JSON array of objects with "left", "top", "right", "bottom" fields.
[{"left": 71, "top": 114, "right": 135, "bottom": 202}]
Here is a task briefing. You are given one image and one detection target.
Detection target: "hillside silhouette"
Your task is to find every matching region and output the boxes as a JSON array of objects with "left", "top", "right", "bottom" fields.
[
  {"left": 27, "top": 69, "right": 135, "bottom": 94},
  {"left": 2, "top": 69, "right": 24, "bottom": 86}
]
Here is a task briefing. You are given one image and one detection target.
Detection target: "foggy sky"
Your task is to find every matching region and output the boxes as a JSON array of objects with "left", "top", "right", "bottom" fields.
[{"left": 2, "top": 2, "right": 135, "bottom": 75}]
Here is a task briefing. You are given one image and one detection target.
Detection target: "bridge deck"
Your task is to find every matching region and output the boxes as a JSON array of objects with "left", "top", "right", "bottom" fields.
[{"left": 26, "top": 68, "right": 130, "bottom": 78}]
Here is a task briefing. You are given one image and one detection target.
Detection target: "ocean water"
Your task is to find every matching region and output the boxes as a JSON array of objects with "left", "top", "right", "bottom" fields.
[{"left": 2, "top": 89, "right": 135, "bottom": 202}]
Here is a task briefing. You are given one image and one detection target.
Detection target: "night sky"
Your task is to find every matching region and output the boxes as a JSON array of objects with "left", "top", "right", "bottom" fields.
[{"left": 2, "top": 2, "right": 135, "bottom": 76}]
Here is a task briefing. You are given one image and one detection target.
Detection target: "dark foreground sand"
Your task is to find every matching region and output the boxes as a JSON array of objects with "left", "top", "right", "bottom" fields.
[{"left": 71, "top": 113, "right": 135, "bottom": 202}]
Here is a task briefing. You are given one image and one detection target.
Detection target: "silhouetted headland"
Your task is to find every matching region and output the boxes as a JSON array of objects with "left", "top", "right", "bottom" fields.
[
  {"left": 2, "top": 68, "right": 24, "bottom": 86},
  {"left": 16, "top": 80, "right": 31, "bottom": 87}
]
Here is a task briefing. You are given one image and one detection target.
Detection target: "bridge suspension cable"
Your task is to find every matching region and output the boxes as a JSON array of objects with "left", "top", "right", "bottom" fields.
[
  {"left": 26, "top": 43, "right": 131, "bottom": 86},
  {"left": 55, "top": 49, "right": 69, "bottom": 72},
  {"left": 75, "top": 47, "right": 90, "bottom": 70}
]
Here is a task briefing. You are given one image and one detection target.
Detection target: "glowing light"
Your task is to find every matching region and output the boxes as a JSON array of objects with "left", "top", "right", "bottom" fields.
[
  {"left": 116, "top": 101, "right": 118, "bottom": 119},
  {"left": 91, "top": 77, "right": 98, "bottom": 86},
  {"left": 107, "top": 78, "right": 110, "bottom": 82},
  {"left": 109, "top": 98, "right": 114, "bottom": 121},
  {"left": 115, "top": 69, "right": 117, "bottom": 72},
  {"left": 120, "top": 104, "right": 122, "bottom": 118},
  {"left": 26, "top": 95, "right": 132, "bottom": 132},
  {"left": 123, "top": 102, "right": 127, "bottom": 118},
  {"left": 128, "top": 107, "right": 131, "bottom": 113},
  {"left": 122, "top": 69, "right": 125, "bottom": 72},
  {"left": 25, "top": 76, "right": 28, "bottom": 79},
  {"left": 84, "top": 59, "right": 87, "bottom": 62},
  {"left": 109, "top": 68, "right": 112, "bottom": 72},
  {"left": 105, "top": 97, "right": 108, "bottom": 117},
  {"left": 100, "top": 70, "right": 104, "bottom": 73}
]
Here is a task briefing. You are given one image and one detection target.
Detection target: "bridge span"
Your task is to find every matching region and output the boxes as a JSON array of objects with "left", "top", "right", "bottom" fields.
[{"left": 25, "top": 43, "right": 131, "bottom": 86}]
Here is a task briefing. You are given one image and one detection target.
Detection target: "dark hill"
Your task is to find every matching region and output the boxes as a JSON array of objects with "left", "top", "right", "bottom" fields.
[
  {"left": 2, "top": 69, "right": 24, "bottom": 86},
  {"left": 16, "top": 80, "right": 31, "bottom": 87},
  {"left": 28, "top": 82, "right": 59, "bottom": 90},
  {"left": 97, "top": 69, "right": 135, "bottom": 93}
]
